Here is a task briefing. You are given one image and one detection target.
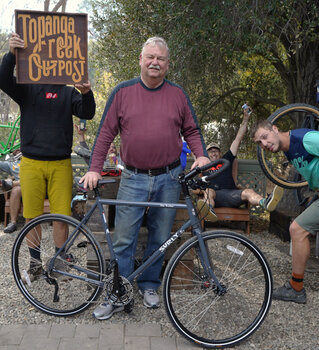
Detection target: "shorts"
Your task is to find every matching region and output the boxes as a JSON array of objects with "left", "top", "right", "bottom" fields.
[
  {"left": 215, "top": 189, "right": 244, "bottom": 208},
  {"left": 295, "top": 198, "right": 319, "bottom": 235},
  {"left": 20, "top": 156, "right": 73, "bottom": 219}
]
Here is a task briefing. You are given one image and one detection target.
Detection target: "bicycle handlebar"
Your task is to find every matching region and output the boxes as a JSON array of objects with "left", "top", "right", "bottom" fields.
[
  {"left": 184, "top": 158, "right": 230, "bottom": 181},
  {"left": 74, "top": 159, "right": 229, "bottom": 194}
]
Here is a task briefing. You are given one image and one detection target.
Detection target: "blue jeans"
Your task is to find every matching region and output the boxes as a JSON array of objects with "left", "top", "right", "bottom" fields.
[{"left": 113, "top": 165, "right": 182, "bottom": 291}]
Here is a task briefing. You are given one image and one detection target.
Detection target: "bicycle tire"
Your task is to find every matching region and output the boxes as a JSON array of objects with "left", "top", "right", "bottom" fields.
[
  {"left": 257, "top": 103, "right": 319, "bottom": 189},
  {"left": 12, "top": 214, "right": 106, "bottom": 316},
  {"left": 163, "top": 230, "right": 272, "bottom": 348}
]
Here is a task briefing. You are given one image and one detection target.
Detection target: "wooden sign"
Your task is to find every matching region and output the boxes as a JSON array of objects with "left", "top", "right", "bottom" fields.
[{"left": 15, "top": 10, "right": 88, "bottom": 85}]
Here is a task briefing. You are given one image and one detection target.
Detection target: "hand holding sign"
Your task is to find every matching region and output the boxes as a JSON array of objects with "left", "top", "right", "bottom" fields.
[
  {"left": 9, "top": 32, "right": 25, "bottom": 54},
  {"left": 75, "top": 81, "right": 91, "bottom": 95}
]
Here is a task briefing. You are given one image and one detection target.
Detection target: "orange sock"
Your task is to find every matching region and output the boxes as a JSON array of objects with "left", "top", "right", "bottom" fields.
[{"left": 290, "top": 273, "right": 304, "bottom": 292}]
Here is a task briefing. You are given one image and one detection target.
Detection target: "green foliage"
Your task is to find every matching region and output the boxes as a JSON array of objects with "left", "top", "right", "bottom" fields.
[
  {"left": 0, "top": 33, "right": 20, "bottom": 125},
  {"left": 80, "top": 0, "right": 319, "bottom": 157}
]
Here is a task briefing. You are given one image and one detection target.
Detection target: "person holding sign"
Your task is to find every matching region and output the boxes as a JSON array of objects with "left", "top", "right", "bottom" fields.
[{"left": 0, "top": 32, "right": 96, "bottom": 283}]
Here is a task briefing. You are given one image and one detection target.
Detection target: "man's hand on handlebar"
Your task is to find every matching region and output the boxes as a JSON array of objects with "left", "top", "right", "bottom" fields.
[
  {"left": 80, "top": 171, "right": 102, "bottom": 190},
  {"left": 191, "top": 156, "right": 211, "bottom": 170}
]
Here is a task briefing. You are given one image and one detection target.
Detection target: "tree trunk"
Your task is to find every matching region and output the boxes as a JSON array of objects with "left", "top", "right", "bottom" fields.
[{"left": 291, "top": 42, "right": 319, "bottom": 105}]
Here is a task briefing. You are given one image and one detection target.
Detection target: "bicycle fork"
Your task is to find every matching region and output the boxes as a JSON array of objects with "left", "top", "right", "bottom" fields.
[{"left": 194, "top": 231, "right": 227, "bottom": 295}]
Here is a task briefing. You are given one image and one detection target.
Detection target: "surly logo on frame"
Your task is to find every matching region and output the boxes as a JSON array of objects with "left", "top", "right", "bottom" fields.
[{"left": 159, "top": 232, "right": 180, "bottom": 253}]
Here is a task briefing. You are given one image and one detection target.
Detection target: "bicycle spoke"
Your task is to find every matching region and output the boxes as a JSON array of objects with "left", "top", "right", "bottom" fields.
[{"left": 12, "top": 215, "right": 105, "bottom": 316}]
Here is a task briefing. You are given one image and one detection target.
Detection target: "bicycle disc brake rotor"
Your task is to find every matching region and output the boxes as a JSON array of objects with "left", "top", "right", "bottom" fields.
[{"left": 104, "top": 276, "right": 133, "bottom": 306}]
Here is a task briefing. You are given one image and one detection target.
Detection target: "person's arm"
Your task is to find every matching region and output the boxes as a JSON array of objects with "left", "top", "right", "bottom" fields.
[
  {"left": 72, "top": 81, "right": 96, "bottom": 120},
  {"left": 179, "top": 92, "right": 210, "bottom": 168},
  {"left": 229, "top": 106, "right": 251, "bottom": 156},
  {"left": 74, "top": 124, "right": 89, "bottom": 149},
  {"left": 0, "top": 33, "right": 24, "bottom": 103},
  {"left": 91, "top": 86, "right": 124, "bottom": 170}
]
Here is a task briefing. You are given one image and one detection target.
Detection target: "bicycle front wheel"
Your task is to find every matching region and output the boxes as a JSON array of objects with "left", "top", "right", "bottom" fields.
[
  {"left": 163, "top": 230, "right": 272, "bottom": 349},
  {"left": 257, "top": 103, "right": 319, "bottom": 188},
  {"left": 12, "top": 214, "right": 106, "bottom": 316}
]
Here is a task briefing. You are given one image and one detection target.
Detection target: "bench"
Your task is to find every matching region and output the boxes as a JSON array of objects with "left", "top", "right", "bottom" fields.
[{"left": 201, "top": 159, "right": 267, "bottom": 234}]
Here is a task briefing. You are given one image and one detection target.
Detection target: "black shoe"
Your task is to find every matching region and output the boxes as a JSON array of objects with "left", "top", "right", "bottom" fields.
[
  {"left": 4, "top": 222, "right": 17, "bottom": 233},
  {"left": 1, "top": 179, "right": 13, "bottom": 191}
]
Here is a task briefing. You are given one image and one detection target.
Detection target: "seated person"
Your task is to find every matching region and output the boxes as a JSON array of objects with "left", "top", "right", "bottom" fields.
[
  {"left": 0, "top": 149, "right": 22, "bottom": 233},
  {"left": 197, "top": 106, "right": 284, "bottom": 221}
]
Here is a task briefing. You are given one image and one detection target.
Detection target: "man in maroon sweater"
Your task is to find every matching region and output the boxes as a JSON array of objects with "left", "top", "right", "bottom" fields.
[{"left": 81, "top": 37, "right": 209, "bottom": 320}]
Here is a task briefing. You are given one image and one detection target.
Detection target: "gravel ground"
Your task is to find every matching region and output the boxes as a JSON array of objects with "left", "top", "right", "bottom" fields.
[{"left": 0, "top": 217, "right": 318, "bottom": 350}]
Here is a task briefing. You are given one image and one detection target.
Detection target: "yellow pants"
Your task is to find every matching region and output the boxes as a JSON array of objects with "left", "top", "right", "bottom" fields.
[{"left": 20, "top": 157, "right": 73, "bottom": 218}]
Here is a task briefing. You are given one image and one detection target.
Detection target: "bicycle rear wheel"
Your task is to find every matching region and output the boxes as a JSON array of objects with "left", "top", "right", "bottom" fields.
[
  {"left": 12, "top": 214, "right": 106, "bottom": 316},
  {"left": 257, "top": 103, "right": 319, "bottom": 188},
  {"left": 163, "top": 230, "right": 272, "bottom": 348}
]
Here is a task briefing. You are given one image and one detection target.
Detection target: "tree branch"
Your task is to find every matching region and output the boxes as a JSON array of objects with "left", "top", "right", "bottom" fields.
[{"left": 208, "top": 87, "right": 284, "bottom": 110}]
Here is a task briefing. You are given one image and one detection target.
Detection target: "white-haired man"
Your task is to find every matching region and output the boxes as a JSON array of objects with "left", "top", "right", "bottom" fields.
[{"left": 81, "top": 37, "right": 210, "bottom": 320}]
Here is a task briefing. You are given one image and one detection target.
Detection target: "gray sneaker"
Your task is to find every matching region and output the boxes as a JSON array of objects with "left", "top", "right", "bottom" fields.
[
  {"left": 263, "top": 185, "right": 284, "bottom": 212},
  {"left": 139, "top": 289, "right": 160, "bottom": 308},
  {"left": 4, "top": 222, "right": 18, "bottom": 233},
  {"left": 273, "top": 281, "right": 306, "bottom": 304},
  {"left": 197, "top": 199, "right": 218, "bottom": 222},
  {"left": 93, "top": 301, "right": 124, "bottom": 320},
  {"left": 22, "top": 259, "right": 43, "bottom": 284}
]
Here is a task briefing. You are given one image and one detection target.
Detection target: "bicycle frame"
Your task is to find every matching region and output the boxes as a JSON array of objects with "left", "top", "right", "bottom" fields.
[
  {"left": 0, "top": 116, "right": 20, "bottom": 156},
  {"left": 12, "top": 157, "right": 272, "bottom": 348},
  {"left": 51, "top": 181, "right": 224, "bottom": 292}
]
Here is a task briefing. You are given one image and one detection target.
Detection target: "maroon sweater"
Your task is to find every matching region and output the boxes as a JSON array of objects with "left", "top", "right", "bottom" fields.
[{"left": 90, "top": 77, "right": 207, "bottom": 172}]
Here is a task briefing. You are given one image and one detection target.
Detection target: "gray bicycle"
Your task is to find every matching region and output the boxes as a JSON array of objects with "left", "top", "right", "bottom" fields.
[{"left": 11, "top": 159, "right": 272, "bottom": 349}]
